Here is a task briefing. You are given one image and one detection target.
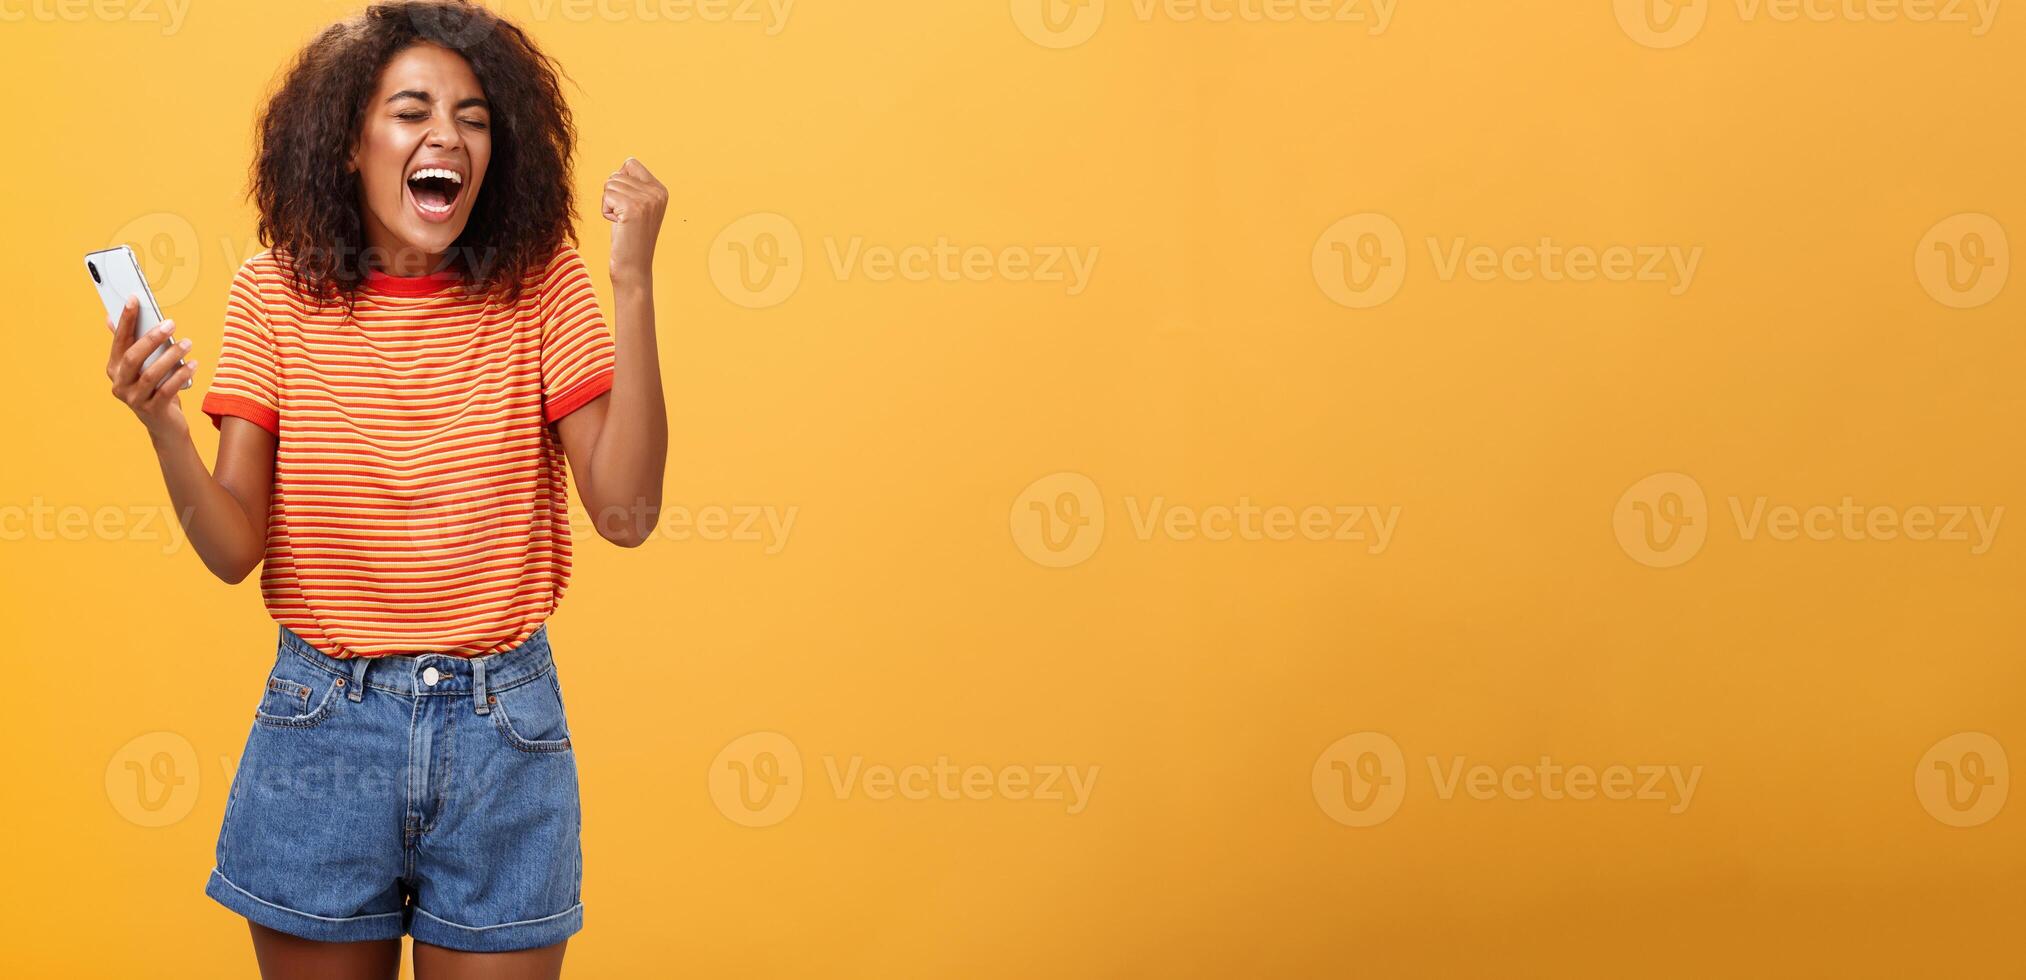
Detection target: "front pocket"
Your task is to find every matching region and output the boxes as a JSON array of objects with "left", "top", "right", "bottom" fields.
[
  {"left": 489, "top": 669, "right": 573, "bottom": 753},
  {"left": 257, "top": 677, "right": 310, "bottom": 717},
  {"left": 252, "top": 656, "right": 346, "bottom": 729}
]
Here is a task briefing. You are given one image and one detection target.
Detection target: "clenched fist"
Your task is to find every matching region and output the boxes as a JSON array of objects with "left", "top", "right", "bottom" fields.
[{"left": 601, "top": 157, "right": 668, "bottom": 289}]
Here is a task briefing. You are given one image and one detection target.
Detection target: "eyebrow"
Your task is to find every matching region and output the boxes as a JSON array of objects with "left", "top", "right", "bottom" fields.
[{"left": 386, "top": 90, "right": 490, "bottom": 111}]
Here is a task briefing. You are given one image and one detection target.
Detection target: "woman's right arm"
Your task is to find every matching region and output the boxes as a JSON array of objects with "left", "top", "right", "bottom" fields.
[{"left": 107, "top": 296, "right": 275, "bottom": 585}]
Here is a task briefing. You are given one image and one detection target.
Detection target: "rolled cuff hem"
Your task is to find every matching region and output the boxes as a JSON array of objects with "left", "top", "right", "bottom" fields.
[
  {"left": 544, "top": 368, "right": 614, "bottom": 423},
  {"left": 202, "top": 394, "right": 280, "bottom": 436},
  {"left": 204, "top": 869, "right": 405, "bottom": 944},
  {"left": 409, "top": 902, "right": 584, "bottom": 953}
]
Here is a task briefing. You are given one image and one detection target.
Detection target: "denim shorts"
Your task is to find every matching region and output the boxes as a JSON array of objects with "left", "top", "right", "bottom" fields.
[{"left": 205, "top": 623, "right": 583, "bottom": 952}]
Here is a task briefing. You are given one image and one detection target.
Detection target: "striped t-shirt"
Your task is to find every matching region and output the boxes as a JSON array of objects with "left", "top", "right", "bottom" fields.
[{"left": 200, "top": 245, "right": 617, "bottom": 659}]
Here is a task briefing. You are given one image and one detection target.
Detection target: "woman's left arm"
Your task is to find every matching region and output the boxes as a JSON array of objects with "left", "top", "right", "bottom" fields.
[{"left": 558, "top": 157, "right": 670, "bottom": 547}]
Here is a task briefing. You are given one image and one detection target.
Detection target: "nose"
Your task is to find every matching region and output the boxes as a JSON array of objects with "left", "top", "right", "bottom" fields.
[{"left": 426, "top": 117, "right": 461, "bottom": 151}]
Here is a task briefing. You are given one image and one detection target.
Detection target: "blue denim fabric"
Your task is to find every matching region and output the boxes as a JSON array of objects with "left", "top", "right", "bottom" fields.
[{"left": 205, "top": 624, "right": 583, "bottom": 952}]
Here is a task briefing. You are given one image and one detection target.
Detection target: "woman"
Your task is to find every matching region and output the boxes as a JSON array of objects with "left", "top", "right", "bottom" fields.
[{"left": 100, "top": 1, "right": 667, "bottom": 975}]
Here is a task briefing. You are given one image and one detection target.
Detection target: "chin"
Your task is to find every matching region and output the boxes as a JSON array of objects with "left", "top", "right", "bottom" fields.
[{"left": 405, "top": 224, "right": 468, "bottom": 258}]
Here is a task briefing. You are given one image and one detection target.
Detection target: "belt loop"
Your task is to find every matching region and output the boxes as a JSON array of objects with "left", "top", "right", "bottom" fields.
[
  {"left": 348, "top": 656, "right": 370, "bottom": 702},
  {"left": 472, "top": 655, "right": 491, "bottom": 715}
]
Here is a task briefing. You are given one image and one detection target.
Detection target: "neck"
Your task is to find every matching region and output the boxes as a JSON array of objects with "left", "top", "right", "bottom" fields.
[{"left": 361, "top": 222, "right": 450, "bottom": 277}]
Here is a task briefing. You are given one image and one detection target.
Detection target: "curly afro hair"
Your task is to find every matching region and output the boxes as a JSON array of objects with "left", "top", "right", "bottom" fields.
[{"left": 251, "top": 0, "right": 577, "bottom": 307}]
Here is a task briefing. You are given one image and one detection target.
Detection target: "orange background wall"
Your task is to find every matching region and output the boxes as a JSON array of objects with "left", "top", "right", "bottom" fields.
[{"left": 3, "top": 0, "right": 2021, "bottom": 975}]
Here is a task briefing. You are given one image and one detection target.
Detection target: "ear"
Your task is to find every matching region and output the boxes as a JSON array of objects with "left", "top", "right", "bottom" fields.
[{"left": 345, "top": 135, "right": 362, "bottom": 174}]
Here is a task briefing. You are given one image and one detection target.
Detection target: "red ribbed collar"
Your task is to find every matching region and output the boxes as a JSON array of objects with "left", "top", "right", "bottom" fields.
[{"left": 363, "top": 268, "right": 462, "bottom": 296}]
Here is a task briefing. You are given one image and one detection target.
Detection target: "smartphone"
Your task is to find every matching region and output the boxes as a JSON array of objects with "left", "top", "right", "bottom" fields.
[{"left": 85, "top": 244, "right": 191, "bottom": 390}]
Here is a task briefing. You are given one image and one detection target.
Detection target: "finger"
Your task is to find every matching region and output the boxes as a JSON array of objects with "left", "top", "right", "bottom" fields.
[
  {"left": 139, "top": 337, "right": 194, "bottom": 392},
  {"left": 146, "top": 358, "right": 198, "bottom": 408},
  {"left": 105, "top": 295, "right": 139, "bottom": 377},
  {"left": 620, "top": 157, "right": 655, "bottom": 182},
  {"left": 116, "top": 319, "right": 178, "bottom": 384},
  {"left": 612, "top": 174, "right": 665, "bottom": 206},
  {"left": 603, "top": 177, "right": 650, "bottom": 213},
  {"left": 602, "top": 181, "right": 643, "bottom": 220}
]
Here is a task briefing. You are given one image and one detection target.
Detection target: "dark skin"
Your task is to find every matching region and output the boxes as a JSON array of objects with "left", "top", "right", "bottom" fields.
[
  {"left": 105, "top": 42, "right": 667, "bottom": 980},
  {"left": 247, "top": 922, "right": 567, "bottom": 980}
]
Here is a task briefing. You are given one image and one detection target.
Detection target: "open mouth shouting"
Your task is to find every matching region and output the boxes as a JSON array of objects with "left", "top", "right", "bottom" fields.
[{"left": 405, "top": 163, "right": 465, "bottom": 223}]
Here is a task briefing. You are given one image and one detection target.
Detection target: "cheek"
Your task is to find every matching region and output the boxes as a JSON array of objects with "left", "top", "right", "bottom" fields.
[
  {"left": 471, "top": 152, "right": 492, "bottom": 192},
  {"left": 356, "top": 131, "right": 410, "bottom": 201}
]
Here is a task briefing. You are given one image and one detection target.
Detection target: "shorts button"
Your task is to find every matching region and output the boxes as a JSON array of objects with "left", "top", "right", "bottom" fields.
[{"left": 423, "top": 666, "right": 441, "bottom": 686}]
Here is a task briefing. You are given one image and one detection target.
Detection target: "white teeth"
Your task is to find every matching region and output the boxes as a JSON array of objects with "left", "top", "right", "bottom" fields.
[
  {"left": 410, "top": 167, "right": 462, "bottom": 184},
  {"left": 415, "top": 198, "right": 453, "bottom": 214}
]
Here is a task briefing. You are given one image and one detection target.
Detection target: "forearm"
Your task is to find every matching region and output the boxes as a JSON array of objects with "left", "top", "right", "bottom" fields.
[
  {"left": 149, "top": 426, "right": 266, "bottom": 583},
  {"left": 585, "top": 279, "right": 668, "bottom": 544}
]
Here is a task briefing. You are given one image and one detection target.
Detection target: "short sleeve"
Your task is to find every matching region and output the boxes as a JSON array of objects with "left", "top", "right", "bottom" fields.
[
  {"left": 201, "top": 256, "right": 281, "bottom": 436},
  {"left": 537, "top": 245, "right": 617, "bottom": 423}
]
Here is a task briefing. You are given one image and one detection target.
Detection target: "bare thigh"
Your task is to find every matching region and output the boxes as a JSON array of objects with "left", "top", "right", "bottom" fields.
[
  {"left": 413, "top": 938, "right": 568, "bottom": 980},
  {"left": 248, "top": 921, "right": 401, "bottom": 980}
]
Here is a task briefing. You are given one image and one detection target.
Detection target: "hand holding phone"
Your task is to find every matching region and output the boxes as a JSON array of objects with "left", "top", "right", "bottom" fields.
[
  {"left": 89, "top": 245, "right": 198, "bottom": 433},
  {"left": 87, "top": 245, "right": 191, "bottom": 389}
]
